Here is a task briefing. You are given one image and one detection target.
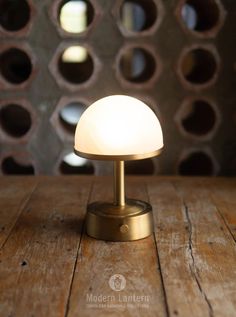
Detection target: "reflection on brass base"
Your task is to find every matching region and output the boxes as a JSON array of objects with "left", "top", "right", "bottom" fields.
[{"left": 86, "top": 199, "right": 154, "bottom": 241}]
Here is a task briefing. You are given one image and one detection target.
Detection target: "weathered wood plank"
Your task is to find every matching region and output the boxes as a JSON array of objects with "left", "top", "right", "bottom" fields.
[
  {"left": 148, "top": 179, "right": 210, "bottom": 317},
  {"left": 208, "top": 178, "right": 236, "bottom": 241},
  {"left": 148, "top": 178, "right": 236, "bottom": 317},
  {"left": 66, "top": 177, "right": 167, "bottom": 317},
  {"left": 0, "top": 176, "right": 235, "bottom": 317},
  {"left": 0, "top": 176, "right": 38, "bottom": 249},
  {"left": 0, "top": 176, "right": 91, "bottom": 317},
  {"left": 173, "top": 178, "right": 236, "bottom": 317}
]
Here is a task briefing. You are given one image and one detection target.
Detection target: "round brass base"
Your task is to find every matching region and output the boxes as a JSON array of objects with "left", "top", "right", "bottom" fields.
[{"left": 86, "top": 199, "right": 154, "bottom": 241}]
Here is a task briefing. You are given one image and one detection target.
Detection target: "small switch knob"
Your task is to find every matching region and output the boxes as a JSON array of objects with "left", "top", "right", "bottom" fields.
[{"left": 120, "top": 224, "right": 129, "bottom": 234}]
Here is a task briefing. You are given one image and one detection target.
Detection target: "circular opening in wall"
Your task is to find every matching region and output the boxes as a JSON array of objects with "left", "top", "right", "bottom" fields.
[
  {"left": 126, "top": 158, "right": 154, "bottom": 175},
  {"left": 181, "top": 48, "right": 217, "bottom": 85},
  {"left": 0, "top": 0, "right": 30, "bottom": 32},
  {"left": 58, "top": 46, "right": 94, "bottom": 84},
  {"left": 0, "top": 104, "right": 31, "bottom": 137},
  {"left": 181, "top": 100, "right": 217, "bottom": 136},
  {"left": 60, "top": 152, "right": 94, "bottom": 174},
  {"left": 2, "top": 156, "right": 34, "bottom": 175},
  {"left": 120, "top": 47, "right": 156, "bottom": 83},
  {"left": 59, "top": 102, "right": 86, "bottom": 134},
  {"left": 181, "top": 0, "right": 220, "bottom": 32},
  {"left": 59, "top": 0, "right": 94, "bottom": 34},
  {"left": 178, "top": 151, "right": 214, "bottom": 175},
  {"left": 120, "top": 0, "right": 157, "bottom": 32},
  {"left": 0, "top": 48, "right": 32, "bottom": 84}
]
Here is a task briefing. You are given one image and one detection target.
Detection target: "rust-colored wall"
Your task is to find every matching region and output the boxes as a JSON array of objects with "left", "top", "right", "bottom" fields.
[{"left": 0, "top": 0, "right": 235, "bottom": 176}]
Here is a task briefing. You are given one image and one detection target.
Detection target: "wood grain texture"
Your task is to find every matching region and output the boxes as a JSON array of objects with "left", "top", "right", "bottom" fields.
[
  {"left": 0, "top": 176, "right": 91, "bottom": 317},
  {"left": 174, "top": 178, "right": 236, "bottom": 317},
  {"left": 147, "top": 177, "right": 236, "bottom": 317},
  {"left": 0, "top": 177, "right": 38, "bottom": 249},
  {"left": 0, "top": 176, "right": 235, "bottom": 317},
  {"left": 208, "top": 178, "right": 236, "bottom": 242}
]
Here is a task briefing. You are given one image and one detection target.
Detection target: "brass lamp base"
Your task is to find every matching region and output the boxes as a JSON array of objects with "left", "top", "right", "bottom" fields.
[{"left": 86, "top": 199, "right": 154, "bottom": 241}]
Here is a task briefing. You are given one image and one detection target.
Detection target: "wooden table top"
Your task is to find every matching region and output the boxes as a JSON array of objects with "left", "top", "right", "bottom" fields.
[{"left": 0, "top": 176, "right": 235, "bottom": 317}]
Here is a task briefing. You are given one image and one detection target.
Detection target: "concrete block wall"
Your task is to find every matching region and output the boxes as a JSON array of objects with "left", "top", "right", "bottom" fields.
[{"left": 0, "top": 0, "right": 235, "bottom": 176}]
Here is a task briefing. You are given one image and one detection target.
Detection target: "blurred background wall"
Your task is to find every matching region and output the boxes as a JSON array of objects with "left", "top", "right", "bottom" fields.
[{"left": 0, "top": 0, "right": 235, "bottom": 176}]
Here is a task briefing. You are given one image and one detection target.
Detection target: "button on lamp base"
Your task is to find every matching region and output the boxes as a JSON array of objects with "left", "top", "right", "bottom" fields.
[{"left": 86, "top": 199, "right": 154, "bottom": 241}]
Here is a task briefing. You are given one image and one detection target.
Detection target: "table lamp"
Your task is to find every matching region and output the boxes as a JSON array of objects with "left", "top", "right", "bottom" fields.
[{"left": 74, "top": 95, "right": 163, "bottom": 241}]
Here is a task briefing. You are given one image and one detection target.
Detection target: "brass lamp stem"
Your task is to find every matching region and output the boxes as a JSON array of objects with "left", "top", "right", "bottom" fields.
[
  {"left": 114, "top": 160, "right": 125, "bottom": 206},
  {"left": 87, "top": 160, "right": 154, "bottom": 240}
]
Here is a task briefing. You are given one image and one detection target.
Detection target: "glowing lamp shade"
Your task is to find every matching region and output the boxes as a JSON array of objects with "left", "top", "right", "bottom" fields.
[
  {"left": 74, "top": 95, "right": 164, "bottom": 242},
  {"left": 74, "top": 95, "right": 163, "bottom": 160}
]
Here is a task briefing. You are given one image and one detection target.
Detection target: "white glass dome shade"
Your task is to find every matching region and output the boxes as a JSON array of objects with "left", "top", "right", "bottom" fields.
[{"left": 74, "top": 95, "right": 163, "bottom": 160}]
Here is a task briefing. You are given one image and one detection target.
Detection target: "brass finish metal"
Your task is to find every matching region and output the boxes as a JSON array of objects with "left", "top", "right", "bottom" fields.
[
  {"left": 114, "top": 161, "right": 125, "bottom": 206},
  {"left": 84, "top": 158, "right": 155, "bottom": 241},
  {"left": 74, "top": 148, "right": 162, "bottom": 241},
  {"left": 74, "top": 147, "right": 163, "bottom": 161},
  {"left": 86, "top": 199, "right": 154, "bottom": 241}
]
